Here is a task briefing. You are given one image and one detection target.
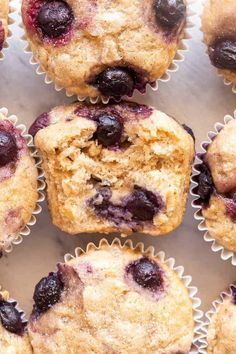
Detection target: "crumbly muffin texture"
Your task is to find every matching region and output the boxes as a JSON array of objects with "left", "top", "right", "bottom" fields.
[
  {"left": 0, "top": 291, "right": 33, "bottom": 354},
  {"left": 0, "top": 0, "right": 9, "bottom": 51},
  {"left": 202, "top": 0, "right": 236, "bottom": 86},
  {"left": 207, "top": 287, "right": 236, "bottom": 354},
  {"left": 22, "top": 0, "right": 187, "bottom": 98},
  {"left": 30, "top": 101, "right": 194, "bottom": 237},
  {"left": 29, "top": 243, "right": 194, "bottom": 354},
  {"left": 199, "top": 120, "right": 236, "bottom": 252},
  {"left": 0, "top": 113, "right": 38, "bottom": 251}
]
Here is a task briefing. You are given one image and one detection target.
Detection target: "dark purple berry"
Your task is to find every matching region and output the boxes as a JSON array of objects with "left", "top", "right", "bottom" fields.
[
  {"left": 209, "top": 39, "right": 236, "bottom": 70},
  {"left": 197, "top": 163, "right": 214, "bottom": 203},
  {"left": 126, "top": 186, "right": 162, "bottom": 221},
  {"left": 231, "top": 285, "right": 236, "bottom": 305},
  {"left": 96, "top": 68, "right": 135, "bottom": 98},
  {"left": 94, "top": 114, "right": 123, "bottom": 147},
  {"left": 29, "top": 112, "right": 49, "bottom": 138},
  {"left": 33, "top": 272, "right": 64, "bottom": 313},
  {"left": 127, "top": 257, "right": 163, "bottom": 291},
  {"left": 0, "top": 301, "right": 25, "bottom": 335},
  {"left": 154, "top": 0, "right": 186, "bottom": 29},
  {"left": 182, "top": 124, "right": 195, "bottom": 142},
  {"left": 0, "top": 130, "right": 18, "bottom": 167},
  {"left": 37, "top": 0, "right": 74, "bottom": 38}
]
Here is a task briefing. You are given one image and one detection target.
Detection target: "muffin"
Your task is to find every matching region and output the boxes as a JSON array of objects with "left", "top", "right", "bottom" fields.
[
  {"left": 0, "top": 112, "right": 38, "bottom": 252},
  {"left": 206, "top": 285, "right": 236, "bottom": 354},
  {"left": 0, "top": 0, "right": 8, "bottom": 52},
  {"left": 22, "top": 0, "right": 187, "bottom": 99},
  {"left": 196, "top": 119, "right": 236, "bottom": 252},
  {"left": 0, "top": 290, "right": 32, "bottom": 353},
  {"left": 202, "top": 0, "right": 236, "bottom": 87},
  {"left": 28, "top": 241, "right": 195, "bottom": 353},
  {"left": 29, "top": 101, "right": 195, "bottom": 236}
]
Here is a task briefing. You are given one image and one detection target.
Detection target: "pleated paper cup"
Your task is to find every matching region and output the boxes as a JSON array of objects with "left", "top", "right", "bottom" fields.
[
  {"left": 191, "top": 111, "right": 236, "bottom": 266},
  {"left": 20, "top": 0, "right": 195, "bottom": 104},
  {"left": 198, "top": 284, "right": 236, "bottom": 353},
  {"left": 0, "top": 0, "right": 16, "bottom": 61},
  {"left": 0, "top": 107, "right": 45, "bottom": 253},
  {"left": 64, "top": 237, "right": 203, "bottom": 353}
]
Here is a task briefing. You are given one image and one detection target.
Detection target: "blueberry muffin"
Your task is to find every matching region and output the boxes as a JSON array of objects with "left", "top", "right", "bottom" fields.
[
  {"left": 29, "top": 101, "right": 194, "bottom": 236},
  {"left": 22, "top": 0, "right": 187, "bottom": 99},
  {"left": 197, "top": 120, "right": 236, "bottom": 252},
  {"left": 28, "top": 242, "right": 195, "bottom": 353},
  {"left": 202, "top": 0, "right": 236, "bottom": 87},
  {"left": 206, "top": 285, "right": 236, "bottom": 354},
  {"left": 0, "top": 290, "right": 32, "bottom": 353},
  {"left": 0, "top": 112, "right": 38, "bottom": 251},
  {"left": 0, "top": 0, "right": 9, "bottom": 51}
]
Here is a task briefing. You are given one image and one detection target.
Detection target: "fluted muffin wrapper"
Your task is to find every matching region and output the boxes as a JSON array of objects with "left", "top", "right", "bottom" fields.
[
  {"left": 200, "top": 0, "right": 236, "bottom": 95},
  {"left": 198, "top": 285, "right": 235, "bottom": 353},
  {"left": 20, "top": 0, "right": 196, "bottom": 104},
  {"left": 0, "top": 0, "right": 16, "bottom": 61},
  {"left": 0, "top": 107, "right": 45, "bottom": 253},
  {"left": 191, "top": 111, "right": 236, "bottom": 266},
  {"left": 64, "top": 237, "right": 203, "bottom": 353},
  {"left": 0, "top": 285, "right": 28, "bottom": 327}
]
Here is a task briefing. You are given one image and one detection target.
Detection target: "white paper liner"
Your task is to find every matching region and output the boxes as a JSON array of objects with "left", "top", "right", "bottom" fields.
[
  {"left": 198, "top": 284, "right": 236, "bottom": 353},
  {"left": 0, "top": 107, "right": 45, "bottom": 253},
  {"left": 191, "top": 111, "right": 236, "bottom": 266},
  {"left": 0, "top": 0, "right": 16, "bottom": 61},
  {"left": 0, "top": 285, "right": 28, "bottom": 327},
  {"left": 19, "top": 0, "right": 196, "bottom": 104},
  {"left": 200, "top": 0, "right": 236, "bottom": 95},
  {"left": 64, "top": 237, "right": 203, "bottom": 353}
]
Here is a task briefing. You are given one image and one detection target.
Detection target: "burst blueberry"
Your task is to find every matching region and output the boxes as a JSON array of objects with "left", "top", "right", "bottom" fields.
[
  {"left": 33, "top": 272, "right": 64, "bottom": 313},
  {"left": 197, "top": 163, "right": 214, "bottom": 203},
  {"left": 0, "top": 130, "right": 18, "bottom": 167},
  {"left": 209, "top": 39, "right": 236, "bottom": 70},
  {"left": 96, "top": 68, "right": 135, "bottom": 98},
  {"left": 37, "top": 0, "right": 74, "bottom": 38},
  {"left": 127, "top": 257, "right": 163, "bottom": 291},
  {"left": 154, "top": 0, "right": 186, "bottom": 29},
  {"left": 0, "top": 301, "right": 25, "bottom": 335}
]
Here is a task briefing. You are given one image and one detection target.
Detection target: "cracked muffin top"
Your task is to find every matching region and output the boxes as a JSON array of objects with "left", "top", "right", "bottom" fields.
[
  {"left": 28, "top": 242, "right": 194, "bottom": 354},
  {"left": 0, "top": 113, "right": 38, "bottom": 252},
  {"left": 196, "top": 119, "right": 236, "bottom": 252},
  {"left": 202, "top": 0, "right": 236, "bottom": 86},
  {"left": 0, "top": 291, "right": 32, "bottom": 354},
  {"left": 207, "top": 286, "right": 236, "bottom": 354},
  {"left": 0, "top": 0, "right": 9, "bottom": 51},
  {"left": 22, "top": 0, "right": 187, "bottom": 99},
  {"left": 29, "top": 100, "right": 194, "bottom": 237}
]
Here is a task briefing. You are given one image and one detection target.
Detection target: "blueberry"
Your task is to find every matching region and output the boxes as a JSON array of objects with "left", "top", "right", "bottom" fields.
[
  {"left": 127, "top": 257, "right": 163, "bottom": 291},
  {"left": 197, "top": 163, "right": 214, "bottom": 203},
  {"left": 209, "top": 39, "right": 236, "bottom": 70},
  {"left": 96, "top": 68, "right": 135, "bottom": 98},
  {"left": 94, "top": 114, "right": 123, "bottom": 147},
  {"left": 33, "top": 272, "right": 64, "bottom": 313},
  {"left": 37, "top": 0, "right": 74, "bottom": 38},
  {"left": 126, "top": 186, "right": 163, "bottom": 221},
  {"left": 29, "top": 112, "right": 49, "bottom": 138},
  {"left": 154, "top": 0, "right": 186, "bottom": 29},
  {"left": 182, "top": 124, "right": 195, "bottom": 142},
  {"left": 0, "top": 130, "right": 18, "bottom": 167},
  {"left": 0, "top": 301, "right": 25, "bottom": 335},
  {"left": 231, "top": 285, "right": 236, "bottom": 305}
]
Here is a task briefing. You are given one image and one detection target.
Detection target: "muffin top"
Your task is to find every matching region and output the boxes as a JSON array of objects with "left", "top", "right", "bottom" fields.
[
  {"left": 29, "top": 242, "right": 194, "bottom": 354},
  {"left": 197, "top": 119, "right": 236, "bottom": 252},
  {"left": 207, "top": 286, "right": 236, "bottom": 354},
  {"left": 29, "top": 101, "right": 194, "bottom": 237},
  {"left": 0, "top": 291, "right": 33, "bottom": 354},
  {"left": 22, "top": 0, "right": 187, "bottom": 98},
  {"left": 202, "top": 0, "right": 236, "bottom": 85},
  {"left": 0, "top": 0, "right": 9, "bottom": 51},
  {"left": 0, "top": 113, "right": 38, "bottom": 252}
]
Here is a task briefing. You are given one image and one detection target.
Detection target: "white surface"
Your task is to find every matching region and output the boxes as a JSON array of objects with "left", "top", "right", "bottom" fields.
[{"left": 0, "top": 0, "right": 235, "bottom": 316}]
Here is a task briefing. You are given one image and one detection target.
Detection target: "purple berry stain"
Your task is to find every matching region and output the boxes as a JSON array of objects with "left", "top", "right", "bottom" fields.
[{"left": 29, "top": 112, "right": 49, "bottom": 137}]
